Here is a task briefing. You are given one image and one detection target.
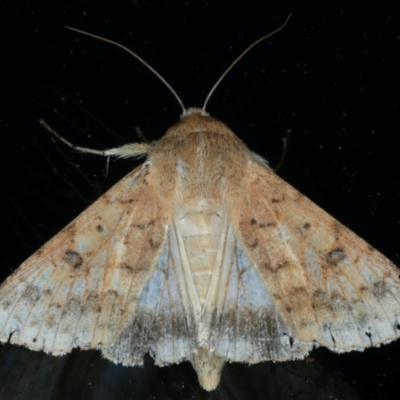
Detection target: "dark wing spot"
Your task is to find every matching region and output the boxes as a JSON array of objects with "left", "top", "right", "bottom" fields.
[
  {"left": 149, "top": 238, "right": 161, "bottom": 249},
  {"left": 134, "top": 223, "right": 146, "bottom": 230},
  {"left": 64, "top": 250, "right": 83, "bottom": 269},
  {"left": 332, "top": 221, "right": 344, "bottom": 235},
  {"left": 251, "top": 218, "right": 257, "bottom": 225},
  {"left": 22, "top": 286, "right": 40, "bottom": 303},
  {"left": 275, "top": 260, "right": 291, "bottom": 272},
  {"left": 247, "top": 237, "right": 258, "bottom": 249},
  {"left": 96, "top": 225, "right": 104, "bottom": 232},
  {"left": 303, "top": 223, "right": 311, "bottom": 230},
  {"left": 120, "top": 263, "right": 134, "bottom": 275},
  {"left": 36, "top": 248, "right": 44, "bottom": 256},
  {"left": 43, "top": 289, "right": 53, "bottom": 297},
  {"left": 372, "top": 281, "right": 387, "bottom": 299},
  {"left": 365, "top": 331, "right": 373, "bottom": 345},
  {"left": 119, "top": 198, "right": 134, "bottom": 205},
  {"left": 359, "top": 285, "right": 369, "bottom": 293},
  {"left": 330, "top": 333, "right": 336, "bottom": 345},
  {"left": 259, "top": 221, "right": 276, "bottom": 228},
  {"left": 312, "top": 289, "right": 331, "bottom": 312},
  {"left": 326, "top": 247, "right": 346, "bottom": 266},
  {"left": 260, "top": 261, "right": 275, "bottom": 273}
]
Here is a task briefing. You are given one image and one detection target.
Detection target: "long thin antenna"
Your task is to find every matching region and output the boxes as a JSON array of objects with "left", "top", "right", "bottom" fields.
[
  {"left": 65, "top": 26, "right": 186, "bottom": 114},
  {"left": 202, "top": 13, "right": 292, "bottom": 112}
]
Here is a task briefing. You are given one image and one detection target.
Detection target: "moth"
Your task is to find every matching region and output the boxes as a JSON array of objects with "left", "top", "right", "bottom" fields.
[{"left": 1, "top": 16, "right": 400, "bottom": 392}]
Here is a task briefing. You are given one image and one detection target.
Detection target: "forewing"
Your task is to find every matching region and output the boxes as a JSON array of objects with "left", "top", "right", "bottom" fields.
[
  {"left": 100, "top": 219, "right": 198, "bottom": 366},
  {"left": 0, "top": 163, "right": 171, "bottom": 356},
  {"left": 202, "top": 220, "right": 313, "bottom": 363},
  {"left": 225, "top": 161, "right": 400, "bottom": 359}
]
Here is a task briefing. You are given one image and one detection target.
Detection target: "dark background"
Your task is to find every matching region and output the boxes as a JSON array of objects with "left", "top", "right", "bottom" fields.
[{"left": 0, "top": 2, "right": 399, "bottom": 399}]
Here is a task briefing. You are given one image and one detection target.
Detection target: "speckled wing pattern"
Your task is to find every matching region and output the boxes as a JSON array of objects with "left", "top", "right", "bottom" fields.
[
  {"left": 205, "top": 221, "right": 313, "bottom": 363},
  {"left": 1, "top": 147, "right": 400, "bottom": 375},
  {"left": 0, "top": 162, "right": 171, "bottom": 355},
  {"left": 100, "top": 159, "right": 400, "bottom": 368},
  {"left": 226, "top": 160, "right": 400, "bottom": 355},
  {"left": 99, "top": 222, "right": 198, "bottom": 366}
]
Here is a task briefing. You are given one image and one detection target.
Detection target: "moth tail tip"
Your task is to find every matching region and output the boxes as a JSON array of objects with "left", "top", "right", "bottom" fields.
[{"left": 191, "top": 352, "right": 225, "bottom": 391}]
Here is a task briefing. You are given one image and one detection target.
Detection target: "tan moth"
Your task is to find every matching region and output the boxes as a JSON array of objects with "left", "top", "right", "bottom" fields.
[{"left": 1, "top": 16, "right": 400, "bottom": 392}]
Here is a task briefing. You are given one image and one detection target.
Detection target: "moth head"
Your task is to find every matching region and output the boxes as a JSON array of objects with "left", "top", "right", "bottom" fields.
[{"left": 181, "top": 107, "right": 210, "bottom": 118}]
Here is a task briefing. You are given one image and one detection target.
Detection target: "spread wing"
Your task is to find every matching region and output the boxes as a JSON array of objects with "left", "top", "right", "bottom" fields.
[
  {"left": 2, "top": 154, "right": 400, "bottom": 375},
  {"left": 0, "top": 162, "right": 176, "bottom": 358},
  {"left": 204, "top": 161, "right": 400, "bottom": 362}
]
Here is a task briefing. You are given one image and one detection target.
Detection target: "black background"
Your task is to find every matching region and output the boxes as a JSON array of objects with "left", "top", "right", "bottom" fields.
[{"left": 0, "top": 2, "right": 399, "bottom": 399}]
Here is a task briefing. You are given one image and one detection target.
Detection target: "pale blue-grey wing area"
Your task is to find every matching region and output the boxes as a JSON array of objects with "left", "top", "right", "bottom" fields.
[
  {"left": 202, "top": 221, "right": 312, "bottom": 363},
  {"left": 100, "top": 220, "right": 197, "bottom": 366},
  {"left": 0, "top": 163, "right": 171, "bottom": 360},
  {"left": 221, "top": 160, "right": 400, "bottom": 361}
]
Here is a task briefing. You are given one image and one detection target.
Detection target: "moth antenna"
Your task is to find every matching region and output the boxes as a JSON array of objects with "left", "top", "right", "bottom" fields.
[
  {"left": 65, "top": 26, "right": 186, "bottom": 114},
  {"left": 202, "top": 13, "right": 292, "bottom": 112}
]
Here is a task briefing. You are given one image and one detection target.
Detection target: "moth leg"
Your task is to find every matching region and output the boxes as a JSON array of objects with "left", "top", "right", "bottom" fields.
[
  {"left": 273, "top": 136, "right": 288, "bottom": 172},
  {"left": 39, "top": 119, "right": 152, "bottom": 159}
]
